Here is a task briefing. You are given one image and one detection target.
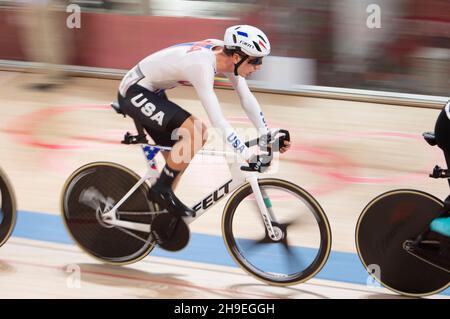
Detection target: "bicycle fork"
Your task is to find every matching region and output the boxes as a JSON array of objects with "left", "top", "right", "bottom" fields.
[{"left": 247, "top": 176, "right": 281, "bottom": 241}]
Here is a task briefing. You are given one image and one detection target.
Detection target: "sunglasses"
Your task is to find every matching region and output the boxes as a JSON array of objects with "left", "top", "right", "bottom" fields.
[{"left": 247, "top": 57, "right": 263, "bottom": 65}]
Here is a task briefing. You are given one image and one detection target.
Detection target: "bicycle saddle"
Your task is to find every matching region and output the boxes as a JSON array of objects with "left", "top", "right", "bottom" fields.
[
  {"left": 423, "top": 132, "right": 437, "bottom": 146},
  {"left": 110, "top": 101, "right": 126, "bottom": 117}
]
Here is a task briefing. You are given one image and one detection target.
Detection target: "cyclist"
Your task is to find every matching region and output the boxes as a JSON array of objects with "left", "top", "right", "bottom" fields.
[
  {"left": 117, "top": 25, "right": 291, "bottom": 218},
  {"left": 431, "top": 98, "right": 450, "bottom": 237}
]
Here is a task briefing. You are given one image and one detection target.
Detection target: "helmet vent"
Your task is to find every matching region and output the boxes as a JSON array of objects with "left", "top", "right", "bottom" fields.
[
  {"left": 253, "top": 41, "right": 262, "bottom": 52},
  {"left": 232, "top": 34, "right": 237, "bottom": 44}
]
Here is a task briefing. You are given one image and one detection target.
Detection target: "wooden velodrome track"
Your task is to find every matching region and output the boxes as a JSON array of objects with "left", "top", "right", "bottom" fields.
[{"left": 0, "top": 70, "right": 448, "bottom": 299}]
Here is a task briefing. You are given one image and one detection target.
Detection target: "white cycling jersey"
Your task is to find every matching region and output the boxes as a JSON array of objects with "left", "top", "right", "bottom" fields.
[{"left": 119, "top": 39, "right": 269, "bottom": 161}]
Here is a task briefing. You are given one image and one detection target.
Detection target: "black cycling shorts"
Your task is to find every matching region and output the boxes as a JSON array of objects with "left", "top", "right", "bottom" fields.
[
  {"left": 118, "top": 84, "right": 191, "bottom": 147},
  {"left": 435, "top": 105, "right": 450, "bottom": 164}
]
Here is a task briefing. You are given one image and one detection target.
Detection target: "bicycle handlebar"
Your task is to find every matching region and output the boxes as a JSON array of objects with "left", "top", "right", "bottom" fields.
[
  {"left": 240, "top": 129, "right": 291, "bottom": 172},
  {"left": 244, "top": 129, "right": 290, "bottom": 151}
]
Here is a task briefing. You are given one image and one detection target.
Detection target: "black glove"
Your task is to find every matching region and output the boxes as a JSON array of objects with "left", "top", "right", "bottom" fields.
[
  {"left": 248, "top": 153, "right": 272, "bottom": 172},
  {"left": 271, "top": 129, "right": 290, "bottom": 152}
]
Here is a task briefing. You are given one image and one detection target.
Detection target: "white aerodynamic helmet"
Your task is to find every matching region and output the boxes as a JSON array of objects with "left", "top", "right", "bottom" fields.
[{"left": 224, "top": 25, "right": 271, "bottom": 58}]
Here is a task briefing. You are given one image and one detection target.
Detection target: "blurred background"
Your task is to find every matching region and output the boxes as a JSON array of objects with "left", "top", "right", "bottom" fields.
[
  {"left": 0, "top": 0, "right": 448, "bottom": 95},
  {"left": 0, "top": 0, "right": 449, "bottom": 299}
]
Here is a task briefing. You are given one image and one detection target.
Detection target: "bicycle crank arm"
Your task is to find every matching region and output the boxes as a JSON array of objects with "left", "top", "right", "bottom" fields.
[{"left": 403, "top": 240, "right": 450, "bottom": 274}]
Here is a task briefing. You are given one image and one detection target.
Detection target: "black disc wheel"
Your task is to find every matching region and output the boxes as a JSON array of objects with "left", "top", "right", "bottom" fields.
[
  {"left": 356, "top": 189, "right": 450, "bottom": 297},
  {"left": 61, "top": 162, "right": 157, "bottom": 264}
]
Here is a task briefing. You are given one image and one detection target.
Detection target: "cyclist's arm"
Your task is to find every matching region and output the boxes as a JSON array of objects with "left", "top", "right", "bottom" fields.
[
  {"left": 226, "top": 73, "right": 269, "bottom": 135},
  {"left": 185, "top": 64, "right": 252, "bottom": 161}
]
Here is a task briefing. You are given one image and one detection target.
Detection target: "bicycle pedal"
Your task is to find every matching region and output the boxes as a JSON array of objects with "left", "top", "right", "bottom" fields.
[{"left": 151, "top": 214, "right": 190, "bottom": 252}]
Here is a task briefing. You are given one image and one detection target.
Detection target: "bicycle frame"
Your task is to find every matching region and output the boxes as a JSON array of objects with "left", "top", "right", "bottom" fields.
[{"left": 101, "top": 144, "right": 279, "bottom": 238}]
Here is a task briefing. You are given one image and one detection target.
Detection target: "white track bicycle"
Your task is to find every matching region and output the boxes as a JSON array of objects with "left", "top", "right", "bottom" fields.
[{"left": 61, "top": 102, "right": 332, "bottom": 286}]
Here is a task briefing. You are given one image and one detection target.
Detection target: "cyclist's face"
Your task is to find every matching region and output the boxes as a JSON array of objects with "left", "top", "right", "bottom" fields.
[{"left": 232, "top": 54, "right": 262, "bottom": 77}]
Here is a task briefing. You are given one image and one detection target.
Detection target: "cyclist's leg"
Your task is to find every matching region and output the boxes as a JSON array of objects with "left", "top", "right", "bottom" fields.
[
  {"left": 431, "top": 104, "right": 450, "bottom": 236},
  {"left": 148, "top": 115, "right": 207, "bottom": 216},
  {"left": 160, "top": 116, "right": 208, "bottom": 190},
  {"left": 143, "top": 112, "right": 208, "bottom": 191},
  {"left": 118, "top": 84, "right": 210, "bottom": 216}
]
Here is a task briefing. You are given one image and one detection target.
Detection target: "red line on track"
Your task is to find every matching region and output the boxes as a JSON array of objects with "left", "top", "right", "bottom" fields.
[{"left": 3, "top": 105, "right": 435, "bottom": 188}]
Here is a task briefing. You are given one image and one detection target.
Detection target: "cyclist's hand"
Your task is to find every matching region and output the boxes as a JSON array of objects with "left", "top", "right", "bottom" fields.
[
  {"left": 280, "top": 140, "right": 291, "bottom": 153},
  {"left": 247, "top": 153, "right": 272, "bottom": 172},
  {"left": 269, "top": 129, "right": 290, "bottom": 153}
]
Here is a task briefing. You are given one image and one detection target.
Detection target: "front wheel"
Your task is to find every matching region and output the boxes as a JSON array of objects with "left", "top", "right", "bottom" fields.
[
  {"left": 61, "top": 162, "right": 157, "bottom": 265},
  {"left": 356, "top": 189, "right": 450, "bottom": 297},
  {"left": 222, "top": 178, "right": 331, "bottom": 286},
  {"left": 0, "top": 168, "right": 17, "bottom": 248}
]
